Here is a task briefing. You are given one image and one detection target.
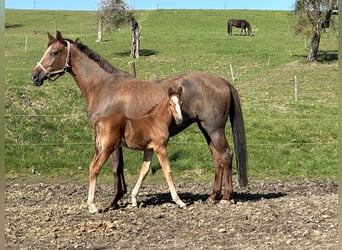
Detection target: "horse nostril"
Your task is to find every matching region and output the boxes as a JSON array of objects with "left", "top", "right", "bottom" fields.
[
  {"left": 32, "top": 71, "right": 42, "bottom": 84},
  {"left": 32, "top": 72, "right": 38, "bottom": 81}
]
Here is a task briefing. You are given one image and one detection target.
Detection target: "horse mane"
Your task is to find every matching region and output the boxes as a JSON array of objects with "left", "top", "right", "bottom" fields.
[{"left": 75, "top": 39, "right": 133, "bottom": 77}]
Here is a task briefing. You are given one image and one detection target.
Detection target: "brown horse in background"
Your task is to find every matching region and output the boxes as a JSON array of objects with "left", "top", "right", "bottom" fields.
[
  {"left": 227, "top": 19, "right": 252, "bottom": 36},
  {"left": 88, "top": 87, "right": 185, "bottom": 213},
  {"left": 31, "top": 31, "right": 248, "bottom": 209}
]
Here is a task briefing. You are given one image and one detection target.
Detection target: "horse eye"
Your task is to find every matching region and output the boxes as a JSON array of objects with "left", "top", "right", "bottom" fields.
[{"left": 50, "top": 51, "right": 58, "bottom": 57}]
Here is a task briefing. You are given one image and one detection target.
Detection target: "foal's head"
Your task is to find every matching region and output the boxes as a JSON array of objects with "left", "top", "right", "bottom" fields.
[{"left": 168, "top": 87, "right": 183, "bottom": 125}]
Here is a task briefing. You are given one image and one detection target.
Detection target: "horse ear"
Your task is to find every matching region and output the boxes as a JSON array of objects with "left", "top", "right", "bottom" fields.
[
  {"left": 168, "top": 87, "right": 173, "bottom": 96},
  {"left": 177, "top": 87, "right": 183, "bottom": 96},
  {"left": 56, "top": 30, "right": 63, "bottom": 41},
  {"left": 47, "top": 32, "right": 54, "bottom": 42}
]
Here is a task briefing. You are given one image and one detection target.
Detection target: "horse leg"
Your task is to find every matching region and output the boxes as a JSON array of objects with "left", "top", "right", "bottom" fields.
[
  {"left": 199, "top": 126, "right": 233, "bottom": 203},
  {"left": 131, "top": 149, "right": 153, "bottom": 207},
  {"left": 210, "top": 130, "right": 233, "bottom": 203},
  {"left": 109, "top": 147, "right": 127, "bottom": 208},
  {"left": 154, "top": 146, "right": 186, "bottom": 208},
  {"left": 87, "top": 150, "right": 111, "bottom": 213}
]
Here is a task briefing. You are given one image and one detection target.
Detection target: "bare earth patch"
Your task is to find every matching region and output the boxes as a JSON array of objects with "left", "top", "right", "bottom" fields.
[{"left": 5, "top": 178, "right": 337, "bottom": 249}]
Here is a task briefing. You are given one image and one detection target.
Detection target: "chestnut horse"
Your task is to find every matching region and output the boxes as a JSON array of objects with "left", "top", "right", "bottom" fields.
[
  {"left": 31, "top": 31, "right": 248, "bottom": 208},
  {"left": 88, "top": 87, "right": 185, "bottom": 213},
  {"left": 227, "top": 19, "right": 252, "bottom": 36}
]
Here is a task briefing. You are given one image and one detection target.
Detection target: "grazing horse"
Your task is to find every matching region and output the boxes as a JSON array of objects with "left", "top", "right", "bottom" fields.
[
  {"left": 31, "top": 31, "right": 248, "bottom": 208},
  {"left": 88, "top": 87, "right": 185, "bottom": 213},
  {"left": 227, "top": 19, "right": 252, "bottom": 36}
]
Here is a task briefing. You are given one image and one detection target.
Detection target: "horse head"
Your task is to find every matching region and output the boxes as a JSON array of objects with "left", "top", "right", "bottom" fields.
[
  {"left": 168, "top": 87, "right": 183, "bottom": 125},
  {"left": 32, "top": 31, "right": 71, "bottom": 86}
]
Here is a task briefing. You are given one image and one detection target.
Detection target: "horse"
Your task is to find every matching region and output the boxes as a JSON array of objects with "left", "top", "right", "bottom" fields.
[
  {"left": 88, "top": 87, "right": 185, "bottom": 213},
  {"left": 31, "top": 31, "right": 248, "bottom": 209},
  {"left": 227, "top": 19, "right": 252, "bottom": 36}
]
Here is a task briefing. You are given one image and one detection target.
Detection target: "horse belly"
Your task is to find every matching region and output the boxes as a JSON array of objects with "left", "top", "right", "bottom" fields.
[{"left": 122, "top": 120, "right": 152, "bottom": 150}]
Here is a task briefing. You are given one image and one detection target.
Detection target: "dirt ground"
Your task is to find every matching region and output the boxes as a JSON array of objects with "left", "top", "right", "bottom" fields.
[{"left": 5, "top": 178, "right": 338, "bottom": 249}]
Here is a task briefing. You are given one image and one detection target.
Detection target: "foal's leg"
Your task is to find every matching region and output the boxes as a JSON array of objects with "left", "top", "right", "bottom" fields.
[
  {"left": 131, "top": 149, "right": 153, "bottom": 207},
  {"left": 87, "top": 149, "right": 112, "bottom": 213},
  {"left": 206, "top": 129, "right": 233, "bottom": 203},
  {"left": 154, "top": 146, "right": 186, "bottom": 208},
  {"left": 109, "top": 147, "right": 127, "bottom": 208}
]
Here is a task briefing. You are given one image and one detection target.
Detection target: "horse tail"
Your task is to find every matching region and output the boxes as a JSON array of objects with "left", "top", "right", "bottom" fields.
[{"left": 228, "top": 82, "right": 248, "bottom": 187}]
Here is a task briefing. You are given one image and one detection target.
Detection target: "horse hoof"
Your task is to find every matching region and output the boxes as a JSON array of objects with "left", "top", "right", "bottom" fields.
[
  {"left": 179, "top": 202, "right": 187, "bottom": 209},
  {"left": 206, "top": 198, "right": 216, "bottom": 205},
  {"left": 110, "top": 202, "right": 120, "bottom": 210},
  {"left": 88, "top": 204, "right": 99, "bottom": 214},
  {"left": 130, "top": 202, "right": 138, "bottom": 208},
  {"left": 219, "top": 199, "right": 232, "bottom": 206},
  {"left": 131, "top": 200, "right": 138, "bottom": 208}
]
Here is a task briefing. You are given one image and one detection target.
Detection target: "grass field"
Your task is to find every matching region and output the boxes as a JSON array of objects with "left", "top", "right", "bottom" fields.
[{"left": 5, "top": 9, "right": 338, "bottom": 183}]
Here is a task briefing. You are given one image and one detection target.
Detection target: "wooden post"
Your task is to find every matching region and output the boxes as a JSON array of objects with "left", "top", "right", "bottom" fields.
[
  {"left": 229, "top": 63, "right": 235, "bottom": 82},
  {"left": 25, "top": 34, "right": 28, "bottom": 52},
  {"left": 128, "top": 61, "right": 136, "bottom": 77},
  {"left": 294, "top": 75, "right": 298, "bottom": 101},
  {"left": 96, "top": 18, "right": 102, "bottom": 43}
]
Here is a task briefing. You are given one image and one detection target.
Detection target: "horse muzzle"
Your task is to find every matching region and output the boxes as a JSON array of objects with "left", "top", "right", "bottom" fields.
[
  {"left": 174, "top": 116, "right": 183, "bottom": 125},
  {"left": 31, "top": 69, "right": 47, "bottom": 86}
]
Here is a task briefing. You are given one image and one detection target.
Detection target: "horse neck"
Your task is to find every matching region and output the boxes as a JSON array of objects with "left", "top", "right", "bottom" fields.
[
  {"left": 68, "top": 43, "right": 131, "bottom": 104},
  {"left": 144, "top": 98, "right": 173, "bottom": 126}
]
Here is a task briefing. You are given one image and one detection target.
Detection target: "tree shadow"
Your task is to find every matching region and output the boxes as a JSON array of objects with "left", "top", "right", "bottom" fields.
[
  {"left": 5, "top": 23, "right": 23, "bottom": 29},
  {"left": 293, "top": 50, "right": 338, "bottom": 62},
  {"left": 114, "top": 49, "right": 157, "bottom": 57},
  {"left": 316, "top": 50, "right": 338, "bottom": 62}
]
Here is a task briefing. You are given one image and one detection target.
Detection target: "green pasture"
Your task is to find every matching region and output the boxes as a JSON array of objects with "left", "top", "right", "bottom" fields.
[{"left": 5, "top": 9, "right": 338, "bottom": 183}]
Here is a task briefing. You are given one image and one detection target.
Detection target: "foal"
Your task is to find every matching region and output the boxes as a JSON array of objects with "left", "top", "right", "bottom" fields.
[{"left": 87, "top": 87, "right": 186, "bottom": 213}]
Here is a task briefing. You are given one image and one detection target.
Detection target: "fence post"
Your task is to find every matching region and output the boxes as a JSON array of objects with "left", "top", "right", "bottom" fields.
[
  {"left": 25, "top": 34, "right": 28, "bottom": 52},
  {"left": 229, "top": 63, "right": 235, "bottom": 82},
  {"left": 294, "top": 75, "right": 298, "bottom": 101},
  {"left": 128, "top": 61, "right": 136, "bottom": 77}
]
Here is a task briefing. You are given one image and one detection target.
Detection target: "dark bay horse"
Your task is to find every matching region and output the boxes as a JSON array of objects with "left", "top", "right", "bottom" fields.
[
  {"left": 88, "top": 87, "right": 185, "bottom": 213},
  {"left": 31, "top": 31, "right": 248, "bottom": 208},
  {"left": 227, "top": 19, "right": 252, "bottom": 36}
]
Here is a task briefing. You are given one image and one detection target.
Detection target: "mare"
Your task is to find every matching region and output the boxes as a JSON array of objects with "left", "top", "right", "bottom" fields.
[
  {"left": 31, "top": 31, "right": 248, "bottom": 209},
  {"left": 88, "top": 87, "right": 185, "bottom": 213},
  {"left": 227, "top": 19, "right": 252, "bottom": 36}
]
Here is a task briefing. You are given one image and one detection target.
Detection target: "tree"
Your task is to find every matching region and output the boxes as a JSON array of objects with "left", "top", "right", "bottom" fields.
[
  {"left": 130, "top": 16, "right": 140, "bottom": 58},
  {"left": 293, "top": 0, "right": 337, "bottom": 61},
  {"left": 96, "top": 0, "right": 134, "bottom": 42}
]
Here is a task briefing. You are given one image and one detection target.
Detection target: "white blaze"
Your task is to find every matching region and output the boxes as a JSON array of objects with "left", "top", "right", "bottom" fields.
[{"left": 171, "top": 96, "right": 182, "bottom": 118}]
